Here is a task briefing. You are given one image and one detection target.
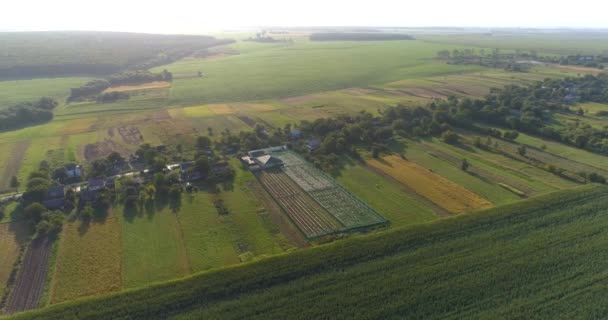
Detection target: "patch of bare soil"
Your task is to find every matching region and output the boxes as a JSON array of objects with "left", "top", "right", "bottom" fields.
[
  {"left": 84, "top": 139, "right": 130, "bottom": 161},
  {"left": 237, "top": 115, "right": 257, "bottom": 127},
  {"left": 2, "top": 141, "right": 29, "bottom": 190},
  {"left": 4, "top": 237, "right": 52, "bottom": 314},
  {"left": 398, "top": 88, "right": 448, "bottom": 99},
  {"left": 117, "top": 126, "right": 143, "bottom": 145}
]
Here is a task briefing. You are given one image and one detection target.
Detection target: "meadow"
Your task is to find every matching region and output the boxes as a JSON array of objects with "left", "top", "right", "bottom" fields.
[
  {"left": 0, "top": 78, "right": 90, "bottom": 107},
  {"left": 7, "top": 185, "right": 608, "bottom": 319}
]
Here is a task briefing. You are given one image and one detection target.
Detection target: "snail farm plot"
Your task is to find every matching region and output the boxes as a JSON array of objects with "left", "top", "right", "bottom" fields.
[{"left": 248, "top": 148, "right": 388, "bottom": 238}]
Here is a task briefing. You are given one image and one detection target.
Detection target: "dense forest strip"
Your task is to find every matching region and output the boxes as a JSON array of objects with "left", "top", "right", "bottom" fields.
[
  {"left": 5, "top": 185, "right": 606, "bottom": 320},
  {"left": 0, "top": 32, "right": 233, "bottom": 79}
]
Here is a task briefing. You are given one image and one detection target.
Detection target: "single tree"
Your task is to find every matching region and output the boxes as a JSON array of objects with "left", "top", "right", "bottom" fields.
[
  {"left": 10, "top": 176, "right": 20, "bottom": 192},
  {"left": 461, "top": 158, "right": 470, "bottom": 171}
]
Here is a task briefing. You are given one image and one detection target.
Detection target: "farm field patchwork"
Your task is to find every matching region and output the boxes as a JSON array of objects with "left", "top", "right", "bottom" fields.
[
  {"left": 367, "top": 155, "right": 492, "bottom": 214},
  {"left": 274, "top": 151, "right": 387, "bottom": 229},
  {"left": 11, "top": 185, "right": 608, "bottom": 319},
  {"left": 49, "top": 213, "right": 122, "bottom": 304},
  {"left": 401, "top": 142, "right": 520, "bottom": 204},
  {"left": 333, "top": 160, "right": 438, "bottom": 227}
]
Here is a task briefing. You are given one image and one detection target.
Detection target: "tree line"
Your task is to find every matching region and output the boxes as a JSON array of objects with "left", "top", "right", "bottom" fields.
[
  {"left": 0, "top": 97, "right": 58, "bottom": 132},
  {"left": 68, "top": 70, "right": 173, "bottom": 101}
]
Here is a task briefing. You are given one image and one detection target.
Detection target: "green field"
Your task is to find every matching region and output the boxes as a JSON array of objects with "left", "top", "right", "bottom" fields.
[
  {"left": 7, "top": 185, "right": 608, "bottom": 319},
  {"left": 156, "top": 40, "right": 485, "bottom": 105},
  {"left": 0, "top": 78, "right": 90, "bottom": 107},
  {"left": 333, "top": 158, "right": 437, "bottom": 226},
  {"left": 49, "top": 214, "right": 122, "bottom": 303}
]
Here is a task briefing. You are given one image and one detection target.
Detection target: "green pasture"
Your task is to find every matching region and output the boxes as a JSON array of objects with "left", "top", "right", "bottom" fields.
[
  {"left": 0, "top": 77, "right": 90, "bottom": 107},
  {"left": 155, "top": 40, "right": 486, "bottom": 106}
]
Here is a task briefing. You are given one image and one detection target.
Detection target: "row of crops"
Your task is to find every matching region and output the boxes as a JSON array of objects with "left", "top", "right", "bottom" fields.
[
  {"left": 256, "top": 169, "right": 342, "bottom": 238},
  {"left": 257, "top": 150, "right": 387, "bottom": 237}
]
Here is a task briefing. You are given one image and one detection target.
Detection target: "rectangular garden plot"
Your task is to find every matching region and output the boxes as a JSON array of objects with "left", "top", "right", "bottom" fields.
[{"left": 254, "top": 149, "right": 388, "bottom": 238}]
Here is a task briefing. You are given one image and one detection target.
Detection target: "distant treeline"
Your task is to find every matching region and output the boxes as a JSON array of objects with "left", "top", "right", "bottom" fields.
[
  {"left": 310, "top": 33, "right": 415, "bottom": 41},
  {"left": 438, "top": 48, "right": 607, "bottom": 70},
  {"left": 0, "top": 97, "right": 58, "bottom": 131},
  {"left": 0, "top": 32, "right": 234, "bottom": 79},
  {"left": 68, "top": 70, "right": 172, "bottom": 101}
]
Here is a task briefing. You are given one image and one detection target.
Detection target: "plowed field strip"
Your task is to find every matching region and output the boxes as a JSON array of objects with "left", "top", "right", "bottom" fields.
[
  {"left": 256, "top": 170, "right": 342, "bottom": 238},
  {"left": 5, "top": 236, "right": 52, "bottom": 314}
]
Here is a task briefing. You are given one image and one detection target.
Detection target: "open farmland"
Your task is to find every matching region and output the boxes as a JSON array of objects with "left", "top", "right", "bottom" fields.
[
  {"left": 9, "top": 185, "right": 608, "bottom": 319},
  {"left": 367, "top": 155, "right": 492, "bottom": 214},
  {"left": 49, "top": 214, "right": 122, "bottom": 304},
  {"left": 4, "top": 237, "right": 53, "bottom": 314},
  {"left": 463, "top": 131, "right": 608, "bottom": 181}
]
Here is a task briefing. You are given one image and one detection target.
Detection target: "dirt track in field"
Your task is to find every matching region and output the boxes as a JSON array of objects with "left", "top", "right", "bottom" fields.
[
  {"left": 2, "top": 141, "right": 29, "bottom": 190},
  {"left": 4, "top": 236, "right": 53, "bottom": 314}
]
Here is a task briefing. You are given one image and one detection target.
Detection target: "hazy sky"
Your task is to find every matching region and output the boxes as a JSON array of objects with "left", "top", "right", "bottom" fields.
[{"left": 3, "top": 0, "right": 608, "bottom": 33}]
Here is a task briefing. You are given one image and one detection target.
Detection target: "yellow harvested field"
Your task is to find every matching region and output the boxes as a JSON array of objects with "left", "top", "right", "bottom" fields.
[
  {"left": 232, "top": 103, "right": 278, "bottom": 112},
  {"left": 367, "top": 155, "right": 493, "bottom": 214},
  {"left": 0, "top": 222, "right": 29, "bottom": 290},
  {"left": 103, "top": 81, "right": 171, "bottom": 93},
  {"left": 209, "top": 104, "right": 234, "bottom": 115},
  {"left": 50, "top": 213, "right": 122, "bottom": 304}
]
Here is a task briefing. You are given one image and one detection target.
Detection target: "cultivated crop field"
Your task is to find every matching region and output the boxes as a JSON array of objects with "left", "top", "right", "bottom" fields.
[
  {"left": 367, "top": 155, "right": 493, "bottom": 214},
  {"left": 4, "top": 237, "right": 53, "bottom": 314},
  {"left": 256, "top": 169, "right": 341, "bottom": 238},
  {"left": 11, "top": 185, "right": 608, "bottom": 320},
  {"left": 256, "top": 150, "right": 387, "bottom": 238},
  {"left": 0, "top": 222, "right": 29, "bottom": 296},
  {"left": 49, "top": 214, "right": 122, "bottom": 304}
]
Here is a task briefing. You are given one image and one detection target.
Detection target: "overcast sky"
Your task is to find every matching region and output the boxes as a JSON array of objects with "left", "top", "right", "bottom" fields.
[{"left": 3, "top": 0, "right": 608, "bottom": 33}]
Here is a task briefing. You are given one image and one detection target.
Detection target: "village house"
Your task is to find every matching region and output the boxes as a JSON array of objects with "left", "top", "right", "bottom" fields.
[
  {"left": 179, "top": 161, "right": 203, "bottom": 181},
  {"left": 42, "top": 185, "right": 66, "bottom": 210},
  {"left": 254, "top": 155, "right": 284, "bottom": 169},
  {"left": 64, "top": 164, "right": 82, "bottom": 178},
  {"left": 307, "top": 138, "right": 321, "bottom": 151},
  {"left": 88, "top": 178, "right": 106, "bottom": 191}
]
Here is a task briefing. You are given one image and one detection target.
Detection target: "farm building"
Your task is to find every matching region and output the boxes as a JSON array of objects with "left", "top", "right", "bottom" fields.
[
  {"left": 243, "top": 146, "right": 287, "bottom": 171},
  {"left": 64, "top": 164, "right": 82, "bottom": 178},
  {"left": 254, "top": 155, "right": 284, "bottom": 169},
  {"left": 180, "top": 161, "right": 203, "bottom": 181},
  {"left": 307, "top": 138, "right": 321, "bottom": 151},
  {"left": 42, "top": 185, "right": 66, "bottom": 210},
  {"left": 88, "top": 178, "right": 106, "bottom": 191},
  {"left": 211, "top": 162, "right": 230, "bottom": 172},
  {"left": 290, "top": 129, "right": 302, "bottom": 139}
]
